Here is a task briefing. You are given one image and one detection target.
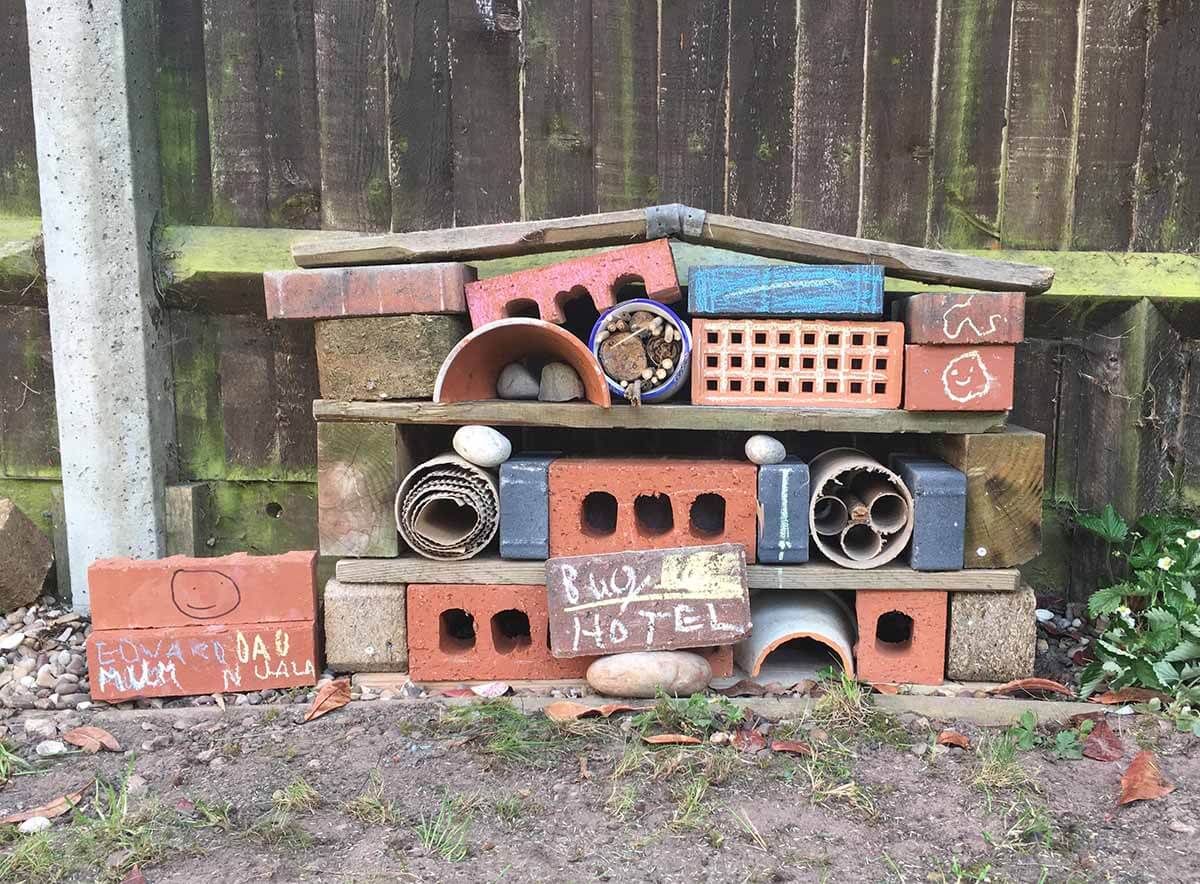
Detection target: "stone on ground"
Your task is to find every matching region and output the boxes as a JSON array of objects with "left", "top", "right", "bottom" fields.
[
  {"left": 0, "top": 499, "right": 53, "bottom": 611},
  {"left": 586, "top": 650, "right": 712, "bottom": 698}
]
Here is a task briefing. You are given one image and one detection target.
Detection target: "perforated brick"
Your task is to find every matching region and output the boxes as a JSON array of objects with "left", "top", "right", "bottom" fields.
[
  {"left": 854, "top": 590, "right": 947, "bottom": 686},
  {"left": 691, "top": 319, "right": 904, "bottom": 408},
  {"left": 464, "top": 239, "right": 680, "bottom": 328},
  {"left": 406, "top": 583, "right": 732, "bottom": 681},
  {"left": 547, "top": 458, "right": 759, "bottom": 561},
  {"left": 903, "top": 344, "right": 1015, "bottom": 411}
]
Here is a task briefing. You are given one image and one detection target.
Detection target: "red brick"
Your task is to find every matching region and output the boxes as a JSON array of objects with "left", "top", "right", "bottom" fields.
[
  {"left": 691, "top": 319, "right": 904, "bottom": 408},
  {"left": 87, "top": 620, "right": 318, "bottom": 701},
  {"left": 899, "top": 292, "right": 1025, "bottom": 345},
  {"left": 854, "top": 590, "right": 946, "bottom": 685},
  {"left": 406, "top": 584, "right": 733, "bottom": 682},
  {"left": 903, "top": 344, "right": 1015, "bottom": 411},
  {"left": 464, "top": 239, "right": 680, "bottom": 328},
  {"left": 88, "top": 551, "right": 317, "bottom": 631},
  {"left": 263, "top": 263, "right": 473, "bottom": 320},
  {"left": 547, "top": 459, "right": 759, "bottom": 562}
]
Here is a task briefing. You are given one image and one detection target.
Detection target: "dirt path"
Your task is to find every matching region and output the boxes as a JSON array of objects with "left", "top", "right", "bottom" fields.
[{"left": 0, "top": 687, "right": 1196, "bottom": 883}]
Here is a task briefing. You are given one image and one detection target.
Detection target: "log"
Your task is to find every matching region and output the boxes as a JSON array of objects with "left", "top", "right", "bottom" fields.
[{"left": 317, "top": 423, "right": 402, "bottom": 558}]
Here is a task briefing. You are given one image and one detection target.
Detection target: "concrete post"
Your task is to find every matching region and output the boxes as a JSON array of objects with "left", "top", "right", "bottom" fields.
[{"left": 26, "top": 1, "right": 173, "bottom": 611}]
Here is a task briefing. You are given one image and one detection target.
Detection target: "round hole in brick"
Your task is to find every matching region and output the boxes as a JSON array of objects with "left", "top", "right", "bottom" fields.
[
  {"left": 439, "top": 608, "right": 476, "bottom": 654},
  {"left": 581, "top": 491, "right": 618, "bottom": 536},
  {"left": 690, "top": 493, "right": 725, "bottom": 537},
  {"left": 613, "top": 274, "right": 647, "bottom": 301},
  {"left": 634, "top": 493, "right": 674, "bottom": 536},
  {"left": 265, "top": 502, "right": 283, "bottom": 518},
  {"left": 505, "top": 298, "right": 541, "bottom": 320},
  {"left": 491, "top": 609, "right": 532, "bottom": 654},
  {"left": 758, "top": 637, "right": 843, "bottom": 681},
  {"left": 557, "top": 285, "right": 600, "bottom": 340},
  {"left": 875, "top": 611, "right": 913, "bottom": 652}
]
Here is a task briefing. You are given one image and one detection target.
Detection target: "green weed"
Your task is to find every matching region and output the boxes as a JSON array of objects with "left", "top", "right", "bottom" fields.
[{"left": 414, "top": 797, "right": 471, "bottom": 862}]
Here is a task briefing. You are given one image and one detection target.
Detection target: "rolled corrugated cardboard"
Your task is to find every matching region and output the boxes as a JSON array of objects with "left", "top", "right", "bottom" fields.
[
  {"left": 394, "top": 454, "right": 499, "bottom": 560},
  {"left": 808, "top": 448, "right": 914, "bottom": 569}
]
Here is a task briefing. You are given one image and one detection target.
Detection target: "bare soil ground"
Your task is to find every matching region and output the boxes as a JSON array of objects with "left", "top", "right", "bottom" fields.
[{"left": 0, "top": 686, "right": 1197, "bottom": 883}]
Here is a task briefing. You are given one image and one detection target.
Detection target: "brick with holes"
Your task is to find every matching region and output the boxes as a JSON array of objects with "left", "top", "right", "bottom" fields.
[
  {"left": 854, "top": 590, "right": 947, "bottom": 685},
  {"left": 688, "top": 264, "right": 884, "bottom": 317},
  {"left": 903, "top": 344, "right": 1015, "bottom": 411},
  {"left": 896, "top": 291, "right": 1025, "bottom": 345},
  {"left": 690, "top": 319, "right": 904, "bottom": 408},
  {"left": 756, "top": 457, "right": 810, "bottom": 563},
  {"left": 463, "top": 239, "right": 680, "bottom": 328},
  {"left": 547, "top": 458, "right": 759, "bottom": 561},
  {"left": 406, "top": 584, "right": 732, "bottom": 681}
]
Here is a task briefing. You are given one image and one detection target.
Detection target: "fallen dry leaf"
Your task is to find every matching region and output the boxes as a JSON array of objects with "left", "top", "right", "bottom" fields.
[
  {"left": 439, "top": 687, "right": 477, "bottom": 698},
  {"left": 769, "top": 740, "right": 813, "bottom": 757},
  {"left": 731, "top": 727, "right": 768, "bottom": 753},
  {"left": 122, "top": 866, "right": 147, "bottom": 884},
  {"left": 642, "top": 733, "right": 702, "bottom": 746},
  {"left": 989, "top": 677, "right": 1073, "bottom": 698},
  {"left": 62, "top": 726, "right": 121, "bottom": 754},
  {"left": 303, "top": 679, "right": 351, "bottom": 722},
  {"left": 870, "top": 682, "right": 901, "bottom": 695},
  {"left": 544, "top": 701, "right": 647, "bottom": 722},
  {"left": 937, "top": 730, "right": 970, "bottom": 749},
  {"left": 578, "top": 755, "right": 591, "bottom": 780},
  {"left": 1119, "top": 751, "right": 1175, "bottom": 805},
  {"left": 714, "top": 679, "right": 768, "bottom": 698},
  {"left": 0, "top": 781, "right": 91, "bottom": 824},
  {"left": 1093, "top": 687, "right": 1171, "bottom": 706},
  {"left": 1082, "top": 720, "right": 1124, "bottom": 762},
  {"left": 470, "top": 681, "right": 510, "bottom": 698}
]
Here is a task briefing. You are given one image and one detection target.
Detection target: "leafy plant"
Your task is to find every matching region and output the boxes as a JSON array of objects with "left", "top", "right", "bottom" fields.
[
  {"left": 1075, "top": 506, "right": 1200, "bottom": 732},
  {"left": 631, "top": 691, "right": 744, "bottom": 737}
]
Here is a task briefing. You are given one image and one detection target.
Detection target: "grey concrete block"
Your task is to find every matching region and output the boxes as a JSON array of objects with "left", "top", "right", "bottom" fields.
[
  {"left": 500, "top": 455, "right": 556, "bottom": 560},
  {"left": 947, "top": 587, "right": 1036, "bottom": 681},
  {"left": 890, "top": 454, "right": 966, "bottom": 571},
  {"left": 323, "top": 579, "right": 407, "bottom": 672},
  {"left": 756, "top": 457, "right": 810, "bottom": 563}
]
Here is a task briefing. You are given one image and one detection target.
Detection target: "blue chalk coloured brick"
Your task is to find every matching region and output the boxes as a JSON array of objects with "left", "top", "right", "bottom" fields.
[
  {"left": 889, "top": 454, "right": 967, "bottom": 571},
  {"left": 499, "top": 455, "right": 556, "bottom": 560},
  {"left": 688, "top": 264, "right": 884, "bottom": 318},
  {"left": 756, "top": 457, "right": 810, "bottom": 564}
]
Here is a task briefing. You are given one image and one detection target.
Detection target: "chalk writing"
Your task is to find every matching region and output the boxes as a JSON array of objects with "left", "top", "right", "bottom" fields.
[
  {"left": 941, "top": 350, "right": 994, "bottom": 403},
  {"left": 942, "top": 296, "right": 1003, "bottom": 341}
]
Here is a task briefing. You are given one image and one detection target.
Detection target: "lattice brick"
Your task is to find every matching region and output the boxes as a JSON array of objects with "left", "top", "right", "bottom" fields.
[{"left": 690, "top": 319, "right": 904, "bottom": 408}]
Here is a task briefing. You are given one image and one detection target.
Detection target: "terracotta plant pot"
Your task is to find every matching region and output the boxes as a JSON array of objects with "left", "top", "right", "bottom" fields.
[{"left": 433, "top": 317, "right": 611, "bottom": 406}]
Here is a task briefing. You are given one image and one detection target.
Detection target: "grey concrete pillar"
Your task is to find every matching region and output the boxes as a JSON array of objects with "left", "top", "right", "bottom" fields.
[{"left": 26, "top": 1, "right": 173, "bottom": 611}]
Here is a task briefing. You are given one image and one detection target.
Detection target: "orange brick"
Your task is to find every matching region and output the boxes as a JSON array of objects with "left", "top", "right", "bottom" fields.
[
  {"left": 87, "top": 621, "right": 318, "bottom": 701},
  {"left": 263, "top": 263, "right": 473, "bottom": 320},
  {"left": 88, "top": 552, "right": 318, "bottom": 631},
  {"left": 464, "top": 239, "right": 680, "bottom": 328},
  {"left": 691, "top": 319, "right": 904, "bottom": 408},
  {"left": 548, "top": 459, "right": 759, "bottom": 561},
  {"left": 903, "top": 344, "right": 1015, "bottom": 411},
  {"left": 406, "top": 584, "right": 732, "bottom": 682},
  {"left": 854, "top": 590, "right": 947, "bottom": 685}
]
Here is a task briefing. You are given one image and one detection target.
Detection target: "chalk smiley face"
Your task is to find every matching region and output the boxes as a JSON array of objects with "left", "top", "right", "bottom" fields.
[
  {"left": 171, "top": 569, "right": 242, "bottom": 620},
  {"left": 941, "top": 350, "right": 994, "bottom": 403}
]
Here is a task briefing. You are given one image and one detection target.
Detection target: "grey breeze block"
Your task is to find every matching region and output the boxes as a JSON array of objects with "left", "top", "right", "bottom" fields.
[
  {"left": 499, "top": 455, "right": 557, "bottom": 560},
  {"left": 756, "top": 457, "right": 810, "bottom": 564},
  {"left": 323, "top": 579, "right": 408, "bottom": 672},
  {"left": 890, "top": 454, "right": 966, "bottom": 571},
  {"left": 948, "top": 587, "right": 1037, "bottom": 682}
]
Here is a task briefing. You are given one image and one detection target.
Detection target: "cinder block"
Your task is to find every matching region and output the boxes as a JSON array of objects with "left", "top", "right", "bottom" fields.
[
  {"left": 854, "top": 590, "right": 947, "bottom": 685},
  {"left": 889, "top": 455, "right": 966, "bottom": 571},
  {"left": 264, "top": 263, "right": 474, "bottom": 320},
  {"left": 947, "top": 587, "right": 1036, "bottom": 682},
  {"left": 756, "top": 458, "right": 810, "bottom": 564},
  {"left": 500, "top": 455, "right": 556, "bottom": 560},
  {"left": 323, "top": 579, "right": 407, "bottom": 672},
  {"left": 88, "top": 551, "right": 318, "bottom": 631},
  {"left": 903, "top": 344, "right": 1015, "bottom": 411},
  {"left": 407, "top": 584, "right": 734, "bottom": 682},
  {"left": 691, "top": 319, "right": 904, "bottom": 408},
  {"left": 689, "top": 264, "right": 884, "bottom": 317},
  {"left": 87, "top": 621, "right": 318, "bottom": 701},
  {"left": 315, "top": 315, "right": 470, "bottom": 400},
  {"left": 548, "top": 458, "right": 759, "bottom": 561},
  {"left": 464, "top": 239, "right": 680, "bottom": 328},
  {"left": 897, "top": 291, "right": 1025, "bottom": 345}
]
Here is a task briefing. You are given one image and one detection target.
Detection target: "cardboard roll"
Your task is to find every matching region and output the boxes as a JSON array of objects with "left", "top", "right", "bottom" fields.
[{"left": 395, "top": 454, "right": 499, "bottom": 560}]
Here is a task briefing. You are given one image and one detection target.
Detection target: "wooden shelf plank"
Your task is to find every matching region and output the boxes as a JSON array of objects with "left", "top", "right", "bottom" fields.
[
  {"left": 335, "top": 556, "right": 1022, "bottom": 592},
  {"left": 313, "top": 400, "right": 1008, "bottom": 434}
]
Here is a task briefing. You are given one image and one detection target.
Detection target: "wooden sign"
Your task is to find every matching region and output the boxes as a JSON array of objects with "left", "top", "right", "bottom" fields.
[{"left": 546, "top": 544, "right": 751, "bottom": 658}]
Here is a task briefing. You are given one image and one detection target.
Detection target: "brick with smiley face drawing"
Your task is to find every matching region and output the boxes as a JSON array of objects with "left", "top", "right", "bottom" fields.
[
  {"left": 89, "top": 551, "right": 317, "bottom": 630},
  {"left": 903, "top": 344, "right": 1015, "bottom": 411}
]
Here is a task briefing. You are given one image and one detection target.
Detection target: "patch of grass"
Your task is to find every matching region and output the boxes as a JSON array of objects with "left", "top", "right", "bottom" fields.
[
  {"left": 67, "top": 774, "right": 168, "bottom": 881},
  {"left": 189, "top": 798, "right": 233, "bottom": 832},
  {"left": 729, "top": 807, "right": 768, "bottom": 851},
  {"left": 982, "top": 797, "right": 1056, "bottom": 853},
  {"left": 244, "top": 808, "right": 313, "bottom": 848},
  {"left": 0, "top": 832, "right": 58, "bottom": 882},
  {"left": 631, "top": 692, "right": 744, "bottom": 738},
  {"left": 272, "top": 778, "right": 320, "bottom": 813},
  {"left": 972, "top": 733, "right": 1037, "bottom": 798},
  {"left": 925, "top": 856, "right": 994, "bottom": 883},
  {"left": 263, "top": 707, "right": 280, "bottom": 723},
  {"left": 0, "top": 739, "right": 31, "bottom": 785},
  {"left": 414, "top": 797, "right": 471, "bottom": 862},
  {"left": 605, "top": 784, "right": 637, "bottom": 819},
  {"left": 810, "top": 671, "right": 909, "bottom": 749},
  {"left": 439, "top": 700, "right": 574, "bottom": 766},
  {"left": 611, "top": 738, "right": 649, "bottom": 780},
  {"left": 492, "top": 794, "right": 532, "bottom": 824},
  {"left": 344, "top": 773, "right": 396, "bottom": 825},
  {"left": 786, "top": 740, "right": 877, "bottom": 819},
  {"left": 669, "top": 774, "right": 710, "bottom": 830}
]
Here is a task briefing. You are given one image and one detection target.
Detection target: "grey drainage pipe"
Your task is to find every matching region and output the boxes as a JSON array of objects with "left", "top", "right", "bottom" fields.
[
  {"left": 734, "top": 591, "right": 857, "bottom": 682},
  {"left": 808, "top": 448, "right": 914, "bottom": 569}
]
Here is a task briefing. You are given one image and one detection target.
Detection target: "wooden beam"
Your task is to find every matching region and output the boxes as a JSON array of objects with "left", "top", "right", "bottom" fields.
[
  {"left": 335, "top": 556, "right": 1022, "bottom": 592},
  {"left": 312, "top": 399, "right": 1008, "bottom": 435}
]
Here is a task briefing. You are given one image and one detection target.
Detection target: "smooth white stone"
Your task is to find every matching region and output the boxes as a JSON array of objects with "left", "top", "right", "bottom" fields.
[
  {"left": 745, "top": 434, "right": 787, "bottom": 465},
  {"left": 452, "top": 425, "right": 512, "bottom": 468},
  {"left": 586, "top": 651, "right": 712, "bottom": 699}
]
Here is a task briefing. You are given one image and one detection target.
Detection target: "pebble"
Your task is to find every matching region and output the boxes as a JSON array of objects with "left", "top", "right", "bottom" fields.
[
  {"left": 1072, "top": 618, "right": 1082, "bottom": 628},
  {"left": 142, "top": 735, "right": 171, "bottom": 752},
  {"left": 0, "top": 631, "right": 24, "bottom": 651},
  {"left": 126, "top": 774, "right": 148, "bottom": 797},
  {"left": 1035, "top": 609, "right": 1054, "bottom": 622},
  {"left": 745, "top": 434, "right": 787, "bottom": 465},
  {"left": 35, "top": 739, "right": 68, "bottom": 757},
  {"left": 18, "top": 816, "right": 52, "bottom": 834},
  {"left": 1037, "top": 639, "right": 1050, "bottom": 654},
  {"left": 538, "top": 362, "right": 586, "bottom": 402},
  {"left": 496, "top": 362, "right": 540, "bottom": 400},
  {"left": 35, "top": 666, "right": 57, "bottom": 690},
  {"left": 452, "top": 425, "right": 512, "bottom": 468},
  {"left": 586, "top": 651, "right": 712, "bottom": 698},
  {"left": 24, "top": 718, "right": 57, "bottom": 740}
]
